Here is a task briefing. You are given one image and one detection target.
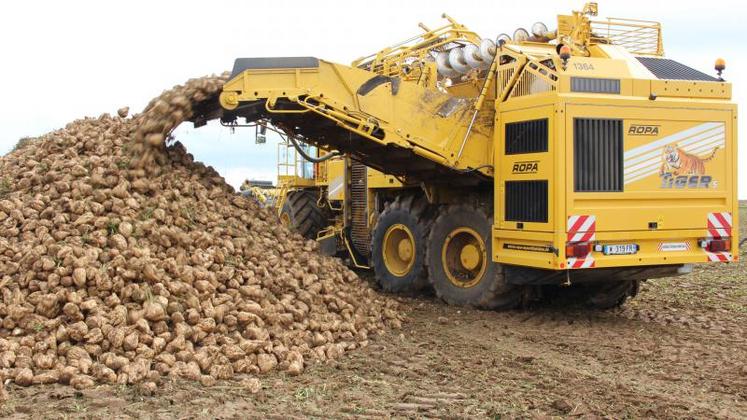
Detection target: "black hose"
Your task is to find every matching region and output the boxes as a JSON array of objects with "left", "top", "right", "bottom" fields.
[
  {"left": 453, "top": 164, "right": 494, "bottom": 174},
  {"left": 287, "top": 133, "right": 341, "bottom": 163}
]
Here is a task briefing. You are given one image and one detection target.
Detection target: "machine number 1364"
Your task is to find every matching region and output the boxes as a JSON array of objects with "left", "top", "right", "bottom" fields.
[{"left": 573, "top": 62, "right": 595, "bottom": 71}]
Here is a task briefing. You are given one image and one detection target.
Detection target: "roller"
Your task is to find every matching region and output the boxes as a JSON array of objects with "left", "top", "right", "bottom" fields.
[
  {"left": 479, "top": 39, "right": 497, "bottom": 62},
  {"left": 436, "top": 51, "right": 461, "bottom": 78},
  {"left": 531, "top": 22, "right": 555, "bottom": 41},
  {"left": 513, "top": 28, "right": 530, "bottom": 42},
  {"left": 496, "top": 33, "right": 511, "bottom": 46},
  {"left": 448, "top": 48, "right": 472, "bottom": 74},
  {"left": 462, "top": 45, "right": 488, "bottom": 70},
  {"left": 531, "top": 22, "right": 549, "bottom": 37}
]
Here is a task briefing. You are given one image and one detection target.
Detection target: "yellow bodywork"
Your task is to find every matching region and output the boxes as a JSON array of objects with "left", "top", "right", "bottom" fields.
[
  {"left": 220, "top": 60, "right": 494, "bottom": 176},
  {"left": 219, "top": 3, "right": 738, "bottom": 274}
]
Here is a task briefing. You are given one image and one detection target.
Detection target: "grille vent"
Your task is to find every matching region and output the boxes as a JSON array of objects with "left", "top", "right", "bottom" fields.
[
  {"left": 349, "top": 161, "right": 370, "bottom": 257},
  {"left": 505, "top": 119, "right": 548, "bottom": 155},
  {"left": 571, "top": 77, "right": 621, "bottom": 94},
  {"left": 636, "top": 57, "right": 718, "bottom": 81},
  {"left": 574, "top": 118, "right": 624, "bottom": 192},
  {"left": 505, "top": 180, "right": 548, "bottom": 223}
]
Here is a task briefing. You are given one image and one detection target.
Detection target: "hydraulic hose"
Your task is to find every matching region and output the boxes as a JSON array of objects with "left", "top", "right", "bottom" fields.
[{"left": 287, "top": 132, "right": 341, "bottom": 163}]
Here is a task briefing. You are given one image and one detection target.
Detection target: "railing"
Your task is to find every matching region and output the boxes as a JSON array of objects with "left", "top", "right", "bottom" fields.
[
  {"left": 277, "top": 141, "right": 316, "bottom": 182},
  {"left": 496, "top": 65, "right": 517, "bottom": 99},
  {"left": 510, "top": 61, "right": 558, "bottom": 98},
  {"left": 590, "top": 17, "right": 663, "bottom": 56}
]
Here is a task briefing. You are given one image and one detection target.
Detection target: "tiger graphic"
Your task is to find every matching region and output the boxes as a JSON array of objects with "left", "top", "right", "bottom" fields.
[{"left": 659, "top": 144, "right": 719, "bottom": 176}]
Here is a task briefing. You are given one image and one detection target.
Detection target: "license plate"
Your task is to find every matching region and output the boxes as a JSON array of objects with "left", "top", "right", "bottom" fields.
[{"left": 603, "top": 244, "right": 638, "bottom": 255}]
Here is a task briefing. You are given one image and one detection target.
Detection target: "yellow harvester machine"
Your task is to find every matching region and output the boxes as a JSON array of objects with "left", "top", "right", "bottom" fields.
[{"left": 200, "top": 3, "right": 738, "bottom": 309}]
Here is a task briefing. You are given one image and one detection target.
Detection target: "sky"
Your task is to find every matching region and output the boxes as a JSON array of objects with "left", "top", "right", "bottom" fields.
[{"left": 1, "top": 0, "right": 745, "bottom": 197}]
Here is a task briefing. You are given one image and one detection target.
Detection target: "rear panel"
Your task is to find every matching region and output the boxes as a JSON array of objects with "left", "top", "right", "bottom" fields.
[
  {"left": 564, "top": 103, "right": 737, "bottom": 269},
  {"left": 494, "top": 103, "right": 558, "bottom": 269},
  {"left": 493, "top": 99, "right": 738, "bottom": 270}
]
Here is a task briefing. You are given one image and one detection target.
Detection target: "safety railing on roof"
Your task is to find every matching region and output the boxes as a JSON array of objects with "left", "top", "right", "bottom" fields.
[{"left": 590, "top": 17, "right": 663, "bottom": 56}]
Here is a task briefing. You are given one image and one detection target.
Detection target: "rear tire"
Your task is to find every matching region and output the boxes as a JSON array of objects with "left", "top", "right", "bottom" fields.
[
  {"left": 370, "top": 195, "right": 432, "bottom": 293},
  {"left": 280, "top": 190, "right": 328, "bottom": 240},
  {"left": 585, "top": 280, "right": 639, "bottom": 309},
  {"left": 426, "top": 204, "right": 521, "bottom": 310}
]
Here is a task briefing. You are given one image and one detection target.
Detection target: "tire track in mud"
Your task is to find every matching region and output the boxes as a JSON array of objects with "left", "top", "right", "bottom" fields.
[
  {"left": 457, "top": 310, "right": 747, "bottom": 418},
  {"left": 313, "top": 302, "right": 747, "bottom": 419}
]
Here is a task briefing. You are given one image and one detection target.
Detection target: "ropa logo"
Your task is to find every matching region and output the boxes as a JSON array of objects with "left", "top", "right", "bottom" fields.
[
  {"left": 628, "top": 125, "right": 660, "bottom": 136},
  {"left": 512, "top": 161, "right": 538, "bottom": 174}
]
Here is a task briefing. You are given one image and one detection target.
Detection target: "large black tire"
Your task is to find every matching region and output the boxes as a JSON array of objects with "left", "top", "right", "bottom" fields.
[
  {"left": 280, "top": 190, "right": 328, "bottom": 240},
  {"left": 426, "top": 204, "right": 521, "bottom": 310},
  {"left": 585, "top": 280, "right": 639, "bottom": 309},
  {"left": 370, "top": 195, "right": 432, "bottom": 293}
]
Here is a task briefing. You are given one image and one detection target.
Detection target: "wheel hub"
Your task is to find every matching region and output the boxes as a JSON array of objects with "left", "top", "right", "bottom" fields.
[
  {"left": 460, "top": 244, "right": 480, "bottom": 270},
  {"left": 397, "top": 238, "right": 413, "bottom": 261},
  {"left": 383, "top": 224, "right": 416, "bottom": 277},
  {"left": 442, "top": 227, "right": 487, "bottom": 288}
]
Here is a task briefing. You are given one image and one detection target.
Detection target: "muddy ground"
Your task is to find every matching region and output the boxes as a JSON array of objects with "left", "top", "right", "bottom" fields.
[{"left": 2, "top": 206, "right": 745, "bottom": 419}]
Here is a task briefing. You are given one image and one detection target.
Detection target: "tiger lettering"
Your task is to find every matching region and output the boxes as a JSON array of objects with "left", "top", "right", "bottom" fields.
[{"left": 659, "top": 144, "right": 719, "bottom": 176}]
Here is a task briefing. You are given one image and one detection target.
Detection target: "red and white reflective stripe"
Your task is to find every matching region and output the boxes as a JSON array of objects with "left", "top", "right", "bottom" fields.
[
  {"left": 567, "top": 215, "right": 596, "bottom": 242},
  {"left": 706, "top": 251, "right": 732, "bottom": 262},
  {"left": 567, "top": 256, "right": 595, "bottom": 269},
  {"left": 707, "top": 212, "right": 732, "bottom": 239}
]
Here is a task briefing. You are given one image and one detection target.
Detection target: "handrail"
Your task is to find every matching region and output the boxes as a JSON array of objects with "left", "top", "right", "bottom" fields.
[{"left": 590, "top": 17, "right": 663, "bottom": 56}]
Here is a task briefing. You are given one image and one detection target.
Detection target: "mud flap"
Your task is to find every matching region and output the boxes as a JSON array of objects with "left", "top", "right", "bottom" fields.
[{"left": 318, "top": 235, "right": 338, "bottom": 256}]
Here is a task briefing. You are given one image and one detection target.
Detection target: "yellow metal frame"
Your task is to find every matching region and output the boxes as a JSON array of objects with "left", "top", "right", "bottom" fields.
[
  {"left": 352, "top": 14, "right": 482, "bottom": 81},
  {"left": 220, "top": 60, "right": 495, "bottom": 175}
]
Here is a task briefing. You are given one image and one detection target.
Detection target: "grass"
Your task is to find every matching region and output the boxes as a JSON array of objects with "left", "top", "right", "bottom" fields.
[
  {"left": 36, "top": 161, "right": 49, "bottom": 174},
  {"left": 292, "top": 383, "right": 329, "bottom": 407},
  {"left": 0, "top": 395, "right": 16, "bottom": 416},
  {"left": 0, "top": 177, "right": 11, "bottom": 198},
  {"left": 224, "top": 255, "right": 243, "bottom": 267},
  {"left": 116, "top": 158, "right": 130, "bottom": 170},
  {"left": 70, "top": 400, "right": 87, "bottom": 413},
  {"left": 139, "top": 207, "right": 155, "bottom": 221},
  {"left": 180, "top": 203, "right": 197, "bottom": 226},
  {"left": 107, "top": 220, "right": 119, "bottom": 236},
  {"left": 11, "top": 136, "right": 35, "bottom": 153}
]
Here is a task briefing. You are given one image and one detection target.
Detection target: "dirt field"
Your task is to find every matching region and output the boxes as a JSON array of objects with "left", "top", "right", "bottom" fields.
[{"left": 1, "top": 206, "right": 745, "bottom": 419}]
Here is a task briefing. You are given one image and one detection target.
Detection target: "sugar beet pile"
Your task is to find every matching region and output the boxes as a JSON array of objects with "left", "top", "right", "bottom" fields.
[{"left": 0, "top": 74, "right": 402, "bottom": 392}]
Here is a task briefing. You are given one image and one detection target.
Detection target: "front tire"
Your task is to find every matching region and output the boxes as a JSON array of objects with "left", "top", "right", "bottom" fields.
[
  {"left": 426, "top": 205, "right": 521, "bottom": 310},
  {"left": 280, "top": 190, "right": 328, "bottom": 239},
  {"left": 370, "top": 195, "right": 432, "bottom": 293}
]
